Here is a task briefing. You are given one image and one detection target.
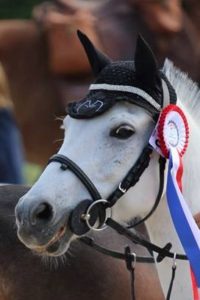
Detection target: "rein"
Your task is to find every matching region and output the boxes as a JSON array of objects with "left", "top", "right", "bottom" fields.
[
  {"left": 106, "top": 218, "right": 187, "bottom": 262},
  {"left": 79, "top": 236, "right": 154, "bottom": 263},
  {"left": 48, "top": 149, "right": 185, "bottom": 300},
  {"left": 80, "top": 236, "right": 154, "bottom": 300},
  {"left": 79, "top": 231, "right": 179, "bottom": 300}
]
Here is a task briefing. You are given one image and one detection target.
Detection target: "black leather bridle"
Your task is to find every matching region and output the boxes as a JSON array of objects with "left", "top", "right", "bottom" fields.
[
  {"left": 48, "top": 146, "right": 187, "bottom": 300},
  {"left": 47, "top": 75, "right": 188, "bottom": 300},
  {"left": 48, "top": 146, "right": 187, "bottom": 262},
  {"left": 48, "top": 144, "right": 165, "bottom": 235}
]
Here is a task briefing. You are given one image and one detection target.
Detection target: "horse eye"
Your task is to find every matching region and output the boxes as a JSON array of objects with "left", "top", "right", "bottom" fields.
[{"left": 110, "top": 124, "right": 135, "bottom": 139}]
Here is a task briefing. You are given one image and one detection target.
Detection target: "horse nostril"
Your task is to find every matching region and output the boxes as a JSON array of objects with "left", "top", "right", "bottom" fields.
[{"left": 31, "top": 202, "right": 54, "bottom": 225}]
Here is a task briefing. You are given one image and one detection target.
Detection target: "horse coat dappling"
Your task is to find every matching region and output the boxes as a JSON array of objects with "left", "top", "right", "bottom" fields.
[{"left": 15, "top": 31, "right": 200, "bottom": 299}]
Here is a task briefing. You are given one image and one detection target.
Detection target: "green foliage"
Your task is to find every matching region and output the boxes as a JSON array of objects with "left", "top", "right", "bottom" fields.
[
  {"left": 0, "top": 0, "right": 47, "bottom": 19},
  {"left": 23, "top": 162, "right": 42, "bottom": 185}
]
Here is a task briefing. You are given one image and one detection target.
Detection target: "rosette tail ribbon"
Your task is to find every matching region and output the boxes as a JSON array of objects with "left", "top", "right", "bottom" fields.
[{"left": 167, "top": 148, "right": 200, "bottom": 299}]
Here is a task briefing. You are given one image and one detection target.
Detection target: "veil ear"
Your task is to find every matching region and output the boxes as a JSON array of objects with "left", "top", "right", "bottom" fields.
[
  {"left": 135, "top": 35, "right": 159, "bottom": 86},
  {"left": 77, "top": 30, "right": 111, "bottom": 76}
]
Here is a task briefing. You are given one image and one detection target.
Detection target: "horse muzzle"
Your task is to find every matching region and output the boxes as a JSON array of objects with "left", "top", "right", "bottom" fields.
[{"left": 15, "top": 196, "right": 72, "bottom": 256}]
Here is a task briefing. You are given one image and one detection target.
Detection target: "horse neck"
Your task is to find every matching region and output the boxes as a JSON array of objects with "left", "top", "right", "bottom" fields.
[{"left": 145, "top": 112, "right": 200, "bottom": 298}]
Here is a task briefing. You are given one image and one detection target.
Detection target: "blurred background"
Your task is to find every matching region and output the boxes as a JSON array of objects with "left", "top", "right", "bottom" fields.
[
  {"left": 0, "top": 0, "right": 200, "bottom": 184},
  {"left": 0, "top": 0, "right": 44, "bottom": 19}
]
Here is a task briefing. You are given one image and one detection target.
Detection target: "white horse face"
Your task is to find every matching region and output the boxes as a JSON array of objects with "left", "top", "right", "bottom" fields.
[
  {"left": 16, "top": 30, "right": 164, "bottom": 256},
  {"left": 15, "top": 102, "right": 160, "bottom": 256}
]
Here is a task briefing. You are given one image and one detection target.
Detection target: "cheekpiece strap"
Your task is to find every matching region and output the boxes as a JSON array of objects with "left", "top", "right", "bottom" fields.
[{"left": 107, "top": 145, "right": 153, "bottom": 207}]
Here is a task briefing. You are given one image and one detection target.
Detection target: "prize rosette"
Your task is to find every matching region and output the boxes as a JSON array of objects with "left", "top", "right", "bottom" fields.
[
  {"left": 150, "top": 104, "right": 200, "bottom": 299},
  {"left": 157, "top": 104, "right": 189, "bottom": 158}
]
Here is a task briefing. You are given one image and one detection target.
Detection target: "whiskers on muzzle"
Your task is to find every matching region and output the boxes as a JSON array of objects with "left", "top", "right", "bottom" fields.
[{"left": 40, "top": 246, "right": 75, "bottom": 270}]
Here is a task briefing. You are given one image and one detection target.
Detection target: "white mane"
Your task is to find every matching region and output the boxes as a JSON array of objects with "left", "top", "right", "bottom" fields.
[
  {"left": 162, "top": 60, "right": 200, "bottom": 213},
  {"left": 163, "top": 59, "right": 200, "bottom": 122}
]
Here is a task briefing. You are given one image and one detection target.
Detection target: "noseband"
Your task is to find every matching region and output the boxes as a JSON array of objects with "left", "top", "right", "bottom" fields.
[
  {"left": 48, "top": 144, "right": 165, "bottom": 235},
  {"left": 48, "top": 154, "right": 101, "bottom": 201}
]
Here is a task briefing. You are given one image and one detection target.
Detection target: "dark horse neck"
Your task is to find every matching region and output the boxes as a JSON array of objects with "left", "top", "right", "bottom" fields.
[{"left": 0, "top": 184, "right": 164, "bottom": 300}]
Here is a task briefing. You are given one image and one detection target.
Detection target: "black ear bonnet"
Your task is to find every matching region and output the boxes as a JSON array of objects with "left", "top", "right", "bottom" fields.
[{"left": 68, "top": 31, "right": 177, "bottom": 120}]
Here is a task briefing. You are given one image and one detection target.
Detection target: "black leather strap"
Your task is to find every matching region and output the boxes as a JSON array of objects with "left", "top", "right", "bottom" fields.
[
  {"left": 106, "top": 218, "right": 187, "bottom": 261},
  {"left": 166, "top": 263, "right": 177, "bottom": 300},
  {"left": 125, "top": 246, "right": 136, "bottom": 300},
  {"left": 48, "top": 154, "right": 101, "bottom": 201},
  {"left": 48, "top": 146, "right": 165, "bottom": 236},
  {"left": 128, "top": 156, "right": 166, "bottom": 228},
  {"left": 80, "top": 236, "right": 154, "bottom": 263},
  {"left": 48, "top": 145, "right": 154, "bottom": 209},
  {"left": 107, "top": 145, "right": 153, "bottom": 207}
]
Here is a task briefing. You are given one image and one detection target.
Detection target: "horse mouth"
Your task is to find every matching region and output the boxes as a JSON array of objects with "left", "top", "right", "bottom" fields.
[{"left": 32, "top": 225, "right": 72, "bottom": 256}]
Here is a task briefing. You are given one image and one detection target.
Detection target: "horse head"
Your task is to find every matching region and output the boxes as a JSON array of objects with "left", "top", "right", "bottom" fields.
[{"left": 15, "top": 31, "right": 176, "bottom": 257}]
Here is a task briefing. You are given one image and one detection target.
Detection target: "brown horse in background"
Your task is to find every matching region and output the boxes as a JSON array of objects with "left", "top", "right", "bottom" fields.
[
  {"left": 0, "top": 0, "right": 200, "bottom": 166},
  {"left": 0, "top": 185, "right": 164, "bottom": 300}
]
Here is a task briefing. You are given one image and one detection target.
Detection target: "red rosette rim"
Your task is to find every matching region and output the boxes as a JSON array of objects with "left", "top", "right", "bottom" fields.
[{"left": 157, "top": 104, "right": 189, "bottom": 158}]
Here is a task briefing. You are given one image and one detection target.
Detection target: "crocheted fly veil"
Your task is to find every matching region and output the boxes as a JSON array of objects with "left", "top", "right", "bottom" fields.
[{"left": 68, "top": 31, "right": 176, "bottom": 119}]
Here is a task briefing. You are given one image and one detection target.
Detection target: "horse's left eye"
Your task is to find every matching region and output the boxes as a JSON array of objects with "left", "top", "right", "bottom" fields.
[{"left": 110, "top": 124, "right": 135, "bottom": 139}]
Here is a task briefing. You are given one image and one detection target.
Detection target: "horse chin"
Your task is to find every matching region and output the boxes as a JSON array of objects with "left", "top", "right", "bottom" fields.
[
  {"left": 19, "top": 225, "right": 75, "bottom": 257},
  {"left": 44, "top": 232, "right": 75, "bottom": 257}
]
